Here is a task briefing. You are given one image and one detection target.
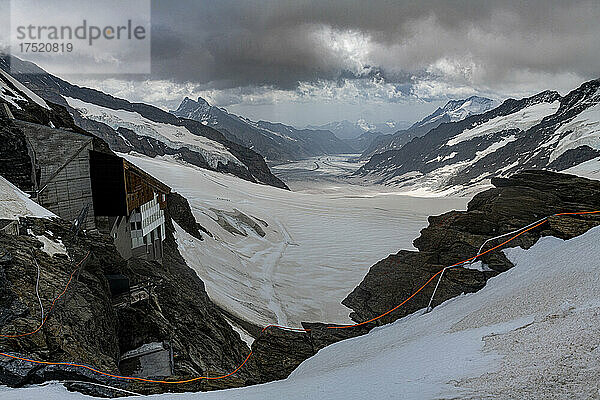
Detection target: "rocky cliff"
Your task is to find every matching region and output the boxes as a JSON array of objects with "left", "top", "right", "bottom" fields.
[{"left": 0, "top": 212, "right": 255, "bottom": 396}]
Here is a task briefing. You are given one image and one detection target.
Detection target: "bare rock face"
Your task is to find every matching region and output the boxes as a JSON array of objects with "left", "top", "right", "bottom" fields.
[
  {"left": 166, "top": 192, "right": 211, "bottom": 241},
  {"left": 0, "top": 213, "right": 253, "bottom": 396},
  {"left": 245, "top": 321, "right": 374, "bottom": 384},
  {"left": 0, "top": 218, "right": 123, "bottom": 389},
  {"left": 343, "top": 170, "right": 600, "bottom": 326},
  {"left": 342, "top": 251, "right": 490, "bottom": 325},
  {"left": 0, "top": 119, "right": 36, "bottom": 192},
  {"left": 245, "top": 328, "right": 315, "bottom": 384}
]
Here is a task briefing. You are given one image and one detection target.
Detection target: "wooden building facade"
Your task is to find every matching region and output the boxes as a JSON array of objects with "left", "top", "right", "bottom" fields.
[
  {"left": 89, "top": 150, "right": 170, "bottom": 263},
  {"left": 13, "top": 119, "right": 170, "bottom": 264}
]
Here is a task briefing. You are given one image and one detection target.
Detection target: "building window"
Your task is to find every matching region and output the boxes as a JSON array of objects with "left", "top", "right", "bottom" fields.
[{"left": 131, "top": 222, "right": 136, "bottom": 231}]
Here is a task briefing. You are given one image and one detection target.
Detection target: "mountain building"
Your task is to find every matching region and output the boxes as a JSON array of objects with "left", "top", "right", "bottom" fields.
[{"left": 0, "top": 106, "right": 170, "bottom": 264}]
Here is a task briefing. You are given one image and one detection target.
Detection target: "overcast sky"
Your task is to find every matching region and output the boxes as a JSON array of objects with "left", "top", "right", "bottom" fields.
[{"left": 2, "top": 0, "right": 600, "bottom": 126}]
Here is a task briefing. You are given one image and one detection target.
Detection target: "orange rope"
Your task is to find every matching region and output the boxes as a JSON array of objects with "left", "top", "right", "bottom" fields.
[{"left": 0, "top": 211, "right": 598, "bottom": 384}]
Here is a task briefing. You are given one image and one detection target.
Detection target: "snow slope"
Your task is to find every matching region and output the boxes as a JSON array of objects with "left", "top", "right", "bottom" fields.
[
  {"left": 421, "top": 96, "right": 498, "bottom": 128},
  {"left": 0, "top": 68, "right": 50, "bottom": 110},
  {"left": 64, "top": 97, "right": 243, "bottom": 169},
  {"left": 549, "top": 102, "right": 600, "bottom": 162},
  {"left": 563, "top": 156, "right": 600, "bottom": 180},
  {"left": 123, "top": 154, "right": 467, "bottom": 326},
  {"left": 359, "top": 81, "right": 600, "bottom": 195},
  {"left": 0, "top": 175, "right": 55, "bottom": 219},
  {"left": 5, "top": 223, "right": 599, "bottom": 399},
  {"left": 446, "top": 100, "right": 560, "bottom": 146}
]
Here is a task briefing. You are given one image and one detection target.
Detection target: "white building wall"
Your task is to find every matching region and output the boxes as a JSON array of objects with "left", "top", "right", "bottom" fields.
[{"left": 130, "top": 193, "right": 166, "bottom": 250}]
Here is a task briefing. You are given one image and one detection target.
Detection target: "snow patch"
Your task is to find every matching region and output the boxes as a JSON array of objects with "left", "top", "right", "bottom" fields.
[
  {"left": 0, "top": 68, "right": 50, "bottom": 110},
  {"left": 562, "top": 156, "right": 600, "bottom": 180},
  {"left": 0, "top": 175, "right": 55, "bottom": 220},
  {"left": 35, "top": 235, "right": 68, "bottom": 258},
  {"left": 223, "top": 316, "right": 254, "bottom": 347}
]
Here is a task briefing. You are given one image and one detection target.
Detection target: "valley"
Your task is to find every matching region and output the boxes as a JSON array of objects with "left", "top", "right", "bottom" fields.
[
  {"left": 269, "top": 154, "right": 364, "bottom": 192},
  {"left": 1, "top": 4, "right": 600, "bottom": 396},
  {"left": 123, "top": 153, "right": 468, "bottom": 327}
]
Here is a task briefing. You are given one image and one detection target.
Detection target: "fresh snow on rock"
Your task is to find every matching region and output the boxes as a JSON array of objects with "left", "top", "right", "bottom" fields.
[
  {"left": 444, "top": 97, "right": 498, "bottom": 122},
  {"left": 446, "top": 101, "right": 560, "bottom": 146},
  {"left": 4, "top": 226, "right": 599, "bottom": 399},
  {"left": 0, "top": 76, "right": 27, "bottom": 109},
  {"left": 421, "top": 96, "right": 498, "bottom": 128},
  {"left": 65, "top": 97, "right": 243, "bottom": 169},
  {"left": 0, "top": 175, "right": 55, "bottom": 219},
  {"left": 123, "top": 153, "right": 467, "bottom": 326},
  {"left": 0, "top": 68, "right": 50, "bottom": 110},
  {"left": 34, "top": 234, "right": 69, "bottom": 258}
]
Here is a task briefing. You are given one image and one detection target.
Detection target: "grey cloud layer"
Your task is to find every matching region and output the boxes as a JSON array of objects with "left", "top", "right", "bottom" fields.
[{"left": 150, "top": 0, "right": 600, "bottom": 91}]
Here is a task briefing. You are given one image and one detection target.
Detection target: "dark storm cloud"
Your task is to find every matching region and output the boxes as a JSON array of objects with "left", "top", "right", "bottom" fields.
[{"left": 149, "top": 0, "right": 600, "bottom": 90}]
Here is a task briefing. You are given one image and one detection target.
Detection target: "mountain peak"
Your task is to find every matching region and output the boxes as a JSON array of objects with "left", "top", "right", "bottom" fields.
[
  {"left": 412, "top": 96, "right": 497, "bottom": 129},
  {"left": 172, "top": 95, "right": 212, "bottom": 118},
  {"left": 196, "top": 96, "right": 210, "bottom": 106}
]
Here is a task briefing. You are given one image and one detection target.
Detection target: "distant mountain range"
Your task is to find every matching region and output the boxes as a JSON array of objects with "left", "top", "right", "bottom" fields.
[
  {"left": 0, "top": 55, "right": 287, "bottom": 189},
  {"left": 172, "top": 97, "right": 354, "bottom": 162},
  {"left": 356, "top": 80, "right": 600, "bottom": 194},
  {"left": 305, "top": 119, "right": 411, "bottom": 140},
  {"left": 360, "top": 96, "right": 498, "bottom": 159}
]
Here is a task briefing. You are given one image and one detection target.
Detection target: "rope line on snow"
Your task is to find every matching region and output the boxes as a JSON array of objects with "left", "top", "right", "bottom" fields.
[{"left": 0, "top": 211, "right": 599, "bottom": 385}]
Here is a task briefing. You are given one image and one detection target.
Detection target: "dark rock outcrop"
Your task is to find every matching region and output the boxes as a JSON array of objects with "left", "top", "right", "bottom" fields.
[
  {"left": 0, "top": 118, "right": 35, "bottom": 192},
  {"left": 246, "top": 322, "right": 374, "bottom": 384},
  {"left": 166, "top": 192, "right": 210, "bottom": 241},
  {"left": 343, "top": 170, "right": 600, "bottom": 325}
]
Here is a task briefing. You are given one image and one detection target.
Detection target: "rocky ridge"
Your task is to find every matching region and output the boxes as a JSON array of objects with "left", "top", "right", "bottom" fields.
[
  {"left": 360, "top": 96, "right": 497, "bottom": 159},
  {"left": 172, "top": 97, "right": 354, "bottom": 162},
  {"left": 0, "top": 55, "right": 288, "bottom": 190},
  {"left": 357, "top": 80, "right": 600, "bottom": 193}
]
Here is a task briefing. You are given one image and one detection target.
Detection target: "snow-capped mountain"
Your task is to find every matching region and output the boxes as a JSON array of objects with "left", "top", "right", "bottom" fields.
[
  {"left": 172, "top": 97, "right": 354, "bottom": 162},
  {"left": 361, "top": 96, "right": 498, "bottom": 159},
  {"left": 356, "top": 80, "right": 600, "bottom": 195},
  {"left": 417, "top": 96, "right": 497, "bottom": 127},
  {"left": 0, "top": 55, "right": 287, "bottom": 189},
  {"left": 307, "top": 119, "right": 410, "bottom": 140}
]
